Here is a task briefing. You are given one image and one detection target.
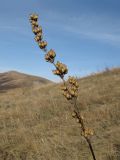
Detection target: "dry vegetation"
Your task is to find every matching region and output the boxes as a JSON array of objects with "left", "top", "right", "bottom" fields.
[{"left": 0, "top": 68, "right": 120, "bottom": 160}]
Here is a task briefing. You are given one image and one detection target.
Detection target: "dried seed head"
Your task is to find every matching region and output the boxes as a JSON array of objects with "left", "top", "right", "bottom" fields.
[
  {"left": 49, "top": 49, "right": 56, "bottom": 58},
  {"left": 34, "top": 34, "right": 43, "bottom": 42},
  {"left": 69, "top": 89, "right": 75, "bottom": 96},
  {"left": 75, "top": 82, "right": 79, "bottom": 88},
  {"left": 76, "top": 118, "right": 80, "bottom": 123},
  {"left": 66, "top": 76, "right": 79, "bottom": 98},
  {"left": 66, "top": 93, "right": 72, "bottom": 100},
  {"left": 89, "top": 130, "right": 94, "bottom": 136},
  {"left": 72, "top": 112, "right": 76, "bottom": 118},
  {"left": 62, "top": 88, "right": 73, "bottom": 100},
  {"left": 32, "top": 26, "right": 42, "bottom": 35},
  {"left": 68, "top": 76, "right": 78, "bottom": 85},
  {"left": 81, "top": 115, "right": 84, "bottom": 120},
  {"left": 63, "top": 91, "right": 67, "bottom": 96},
  {"left": 30, "top": 14, "right": 38, "bottom": 21},
  {"left": 52, "top": 70, "right": 60, "bottom": 75},
  {"left": 30, "top": 20, "right": 39, "bottom": 27},
  {"left": 37, "top": 32, "right": 42, "bottom": 37},
  {"left": 38, "top": 41, "right": 47, "bottom": 49},
  {"left": 55, "top": 61, "right": 68, "bottom": 76},
  {"left": 45, "top": 49, "right": 56, "bottom": 63},
  {"left": 32, "top": 28, "right": 38, "bottom": 35},
  {"left": 81, "top": 128, "right": 94, "bottom": 137},
  {"left": 37, "top": 26, "right": 42, "bottom": 33},
  {"left": 45, "top": 54, "right": 50, "bottom": 62}
]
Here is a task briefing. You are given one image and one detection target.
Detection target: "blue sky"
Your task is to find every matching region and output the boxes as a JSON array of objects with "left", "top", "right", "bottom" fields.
[{"left": 0, "top": 0, "right": 120, "bottom": 81}]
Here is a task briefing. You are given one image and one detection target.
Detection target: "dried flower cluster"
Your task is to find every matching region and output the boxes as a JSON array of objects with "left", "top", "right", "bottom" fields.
[
  {"left": 30, "top": 14, "right": 47, "bottom": 50},
  {"left": 45, "top": 49, "right": 56, "bottom": 63},
  {"left": 30, "top": 14, "right": 68, "bottom": 78},
  {"left": 53, "top": 61, "right": 68, "bottom": 78},
  {"left": 29, "top": 13, "right": 96, "bottom": 160},
  {"left": 61, "top": 76, "right": 79, "bottom": 100},
  {"left": 81, "top": 128, "right": 94, "bottom": 137}
]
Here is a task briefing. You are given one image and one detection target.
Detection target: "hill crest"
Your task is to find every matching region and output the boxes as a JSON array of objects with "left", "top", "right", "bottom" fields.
[{"left": 0, "top": 70, "right": 53, "bottom": 92}]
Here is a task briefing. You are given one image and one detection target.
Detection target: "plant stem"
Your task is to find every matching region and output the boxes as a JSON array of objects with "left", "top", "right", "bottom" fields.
[
  {"left": 30, "top": 14, "right": 97, "bottom": 160},
  {"left": 73, "top": 98, "right": 97, "bottom": 160},
  {"left": 86, "top": 137, "right": 97, "bottom": 160}
]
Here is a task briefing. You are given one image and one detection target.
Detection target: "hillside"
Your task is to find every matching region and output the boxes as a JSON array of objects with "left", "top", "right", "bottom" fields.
[
  {"left": 0, "top": 68, "right": 120, "bottom": 160},
  {"left": 0, "top": 71, "right": 53, "bottom": 92}
]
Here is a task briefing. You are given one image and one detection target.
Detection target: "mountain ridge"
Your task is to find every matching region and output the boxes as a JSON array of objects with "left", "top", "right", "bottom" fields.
[{"left": 0, "top": 70, "right": 53, "bottom": 92}]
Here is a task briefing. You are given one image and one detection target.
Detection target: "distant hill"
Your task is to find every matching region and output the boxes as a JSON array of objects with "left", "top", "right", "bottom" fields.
[{"left": 0, "top": 71, "right": 53, "bottom": 92}]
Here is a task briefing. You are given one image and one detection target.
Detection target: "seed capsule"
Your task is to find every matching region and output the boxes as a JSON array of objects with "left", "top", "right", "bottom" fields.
[
  {"left": 34, "top": 35, "right": 42, "bottom": 42},
  {"left": 72, "top": 112, "right": 76, "bottom": 118},
  {"left": 32, "top": 26, "right": 42, "bottom": 35},
  {"left": 31, "top": 20, "right": 39, "bottom": 27},
  {"left": 45, "top": 54, "right": 51, "bottom": 62},
  {"left": 38, "top": 41, "right": 47, "bottom": 49},
  {"left": 66, "top": 94, "right": 72, "bottom": 100},
  {"left": 45, "top": 50, "right": 56, "bottom": 62},
  {"left": 55, "top": 61, "right": 68, "bottom": 75},
  {"left": 37, "top": 26, "right": 42, "bottom": 33},
  {"left": 53, "top": 70, "right": 61, "bottom": 75},
  {"left": 30, "top": 14, "right": 38, "bottom": 21},
  {"left": 32, "top": 28, "right": 38, "bottom": 35},
  {"left": 76, "top": 118, "right": 80, "bottom": 123},
  {"left": 75, "top": 82, "right": 79, "bottom": 88},
  {"left": 63, "top": 92, "right": 67, "bottom": 96},
  {"left": 69, "top": 89, "right": 75, "bottom": 96}
]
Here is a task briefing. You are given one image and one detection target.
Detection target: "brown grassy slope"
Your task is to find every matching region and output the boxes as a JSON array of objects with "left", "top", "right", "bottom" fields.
[
  {"left": 0, "top": 68, "right": 120, "bottom": 160},
  {"left": 0, "top": 71, "right": 53, "bottom": 92}
]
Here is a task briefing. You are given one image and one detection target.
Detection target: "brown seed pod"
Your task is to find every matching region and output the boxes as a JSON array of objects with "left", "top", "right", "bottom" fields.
[
  {"left": 89, "top": 130, "right": 94, "bottom": 136},
  {"left": 75, "top": 82, "right": 79, "bottom": 88},
  {"left": 48, "top": 49, "right": 56, "bottom": 58},
  {"left": 45, "top": 54, "right": 51, "bottom": 62},
  {"left": 38, "top": 41, "right": 47, "bottom": 49},
  {"left": 52, "top": 69, "right": 60, "bottom": 75},
  {"left": 36, "top": 26, "right": 42, "bottom": 33},
  {"left": 66, "top": 93, "right": 72, "bottom": 100},
  {"left": 32, "top": 26, "right": 42, "bottom": 35},
  {"left": 69, "top": 89, "right": 75, "bottom": 96},
  {"left": 30, "top": 20, "right": 39, "bottom": 27},
  {"left": 45, "top": 49, "right": 56, "bottom": 63},
  {"left": 55, "top": 61, "right": 68, "bottom": 75},
  {"left": 34, "top": 35, "right": 42, "bottom": 42},
  {"left": 63, "top": 91, "right": 67, "bottom": 96},
  {"left": 68, "top": 76, "right": 78, "bottom": 85},
  {"left": 76, "top": 118, "right": 80, "bottom": 123},
  {"left": 72, "top": 112, "right": 76, "bottom": 118},
  {"left": 30, "top": 14, "right": 38, "bottom": 21},
  {"left": 36, "top": 32, "right": 42, "bottom": 37},
  {"left": 32, "top": 28, "right": 38, "bottom": 35}
]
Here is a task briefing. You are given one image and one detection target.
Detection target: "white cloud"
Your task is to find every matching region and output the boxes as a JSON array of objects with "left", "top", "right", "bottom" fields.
[{"left": 43, "top": 10, "right": 120, "bottom": 45}]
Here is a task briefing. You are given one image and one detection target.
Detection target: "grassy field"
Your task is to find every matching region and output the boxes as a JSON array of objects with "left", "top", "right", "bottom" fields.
[{"left": 0, "top": 68, "right": 120, "bottom": 160}]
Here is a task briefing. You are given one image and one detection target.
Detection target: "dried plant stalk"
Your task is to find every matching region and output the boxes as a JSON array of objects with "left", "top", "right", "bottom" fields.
[{"left": 29, "top": 13, "right": 97, "bottom": 160}]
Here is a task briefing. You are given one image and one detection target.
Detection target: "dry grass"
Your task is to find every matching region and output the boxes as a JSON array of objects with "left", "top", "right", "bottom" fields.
[{"left": 0, "top": 68, "right": 120, "bottom": 160}]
